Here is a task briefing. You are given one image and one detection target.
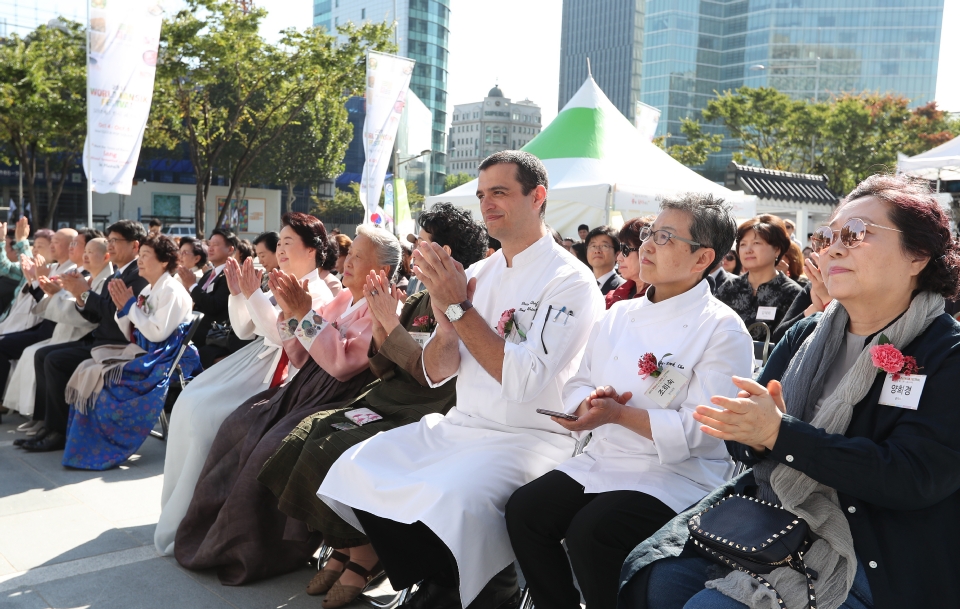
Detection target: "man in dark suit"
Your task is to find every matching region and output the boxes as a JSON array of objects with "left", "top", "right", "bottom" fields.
[
  {"left": 176, "top": 228, "right": 236, "bottom": 368},
  {"left": 19, "top": 220, "right": 149, "bottom": 452},
  {"left": 707, "top": 266, "right": 737, "bottom": 294},
  {"left": 585, "top": 225, "right": 625, "bottom": 296},
  {"left": 571, "top": 223, "right": 590, "bottom": 266}
]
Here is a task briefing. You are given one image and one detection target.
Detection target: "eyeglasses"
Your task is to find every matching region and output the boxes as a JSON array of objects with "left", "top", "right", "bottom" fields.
[
  {"left": 588, "top": 243, "right": 614, "bottom": 252},
  {"left": 724, "top": 253, "right": 737, "bottom": 262},
  {"left": 619, "top": 243, "right": 641, "bottom": 257},
  {"left": 107, "top": 238, "right": 129, "bottom": 245},
  {"left": 810, "top": 218, "right": 903, "bottom": 252},
  {"left": 639, "top": 226, "right": 701, "bottom": 248}
]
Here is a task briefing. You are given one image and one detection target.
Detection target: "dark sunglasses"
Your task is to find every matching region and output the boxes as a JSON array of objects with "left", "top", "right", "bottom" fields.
[
  {"left": 619, "top": 243, "right": 641, "bottom": 257},
  {"left": 723, "top": 253, "right": 736, "bottom": 262}
]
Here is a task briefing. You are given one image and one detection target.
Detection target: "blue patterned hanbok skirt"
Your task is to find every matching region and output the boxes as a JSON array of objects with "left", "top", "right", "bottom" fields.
[{"left": 63, "top": 323, "right": 201, "bottom": 470}]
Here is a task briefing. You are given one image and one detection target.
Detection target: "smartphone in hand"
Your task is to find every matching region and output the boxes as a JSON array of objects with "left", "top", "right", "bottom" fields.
[{"left": 536, "top": 408, "right": 579, "bottom": 421}]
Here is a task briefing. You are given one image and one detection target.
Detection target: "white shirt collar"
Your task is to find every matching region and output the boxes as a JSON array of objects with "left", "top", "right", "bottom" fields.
[
  {"left": 710, "top": 267, "right": 724, "bottom": 280},
  {"left": 117, "top": 258, "right": 137, "bottom": 275},
  {"left": 596, "top": 269, "right": 617, "bottom": 287},
  {"left": 212, "top": 263, "right": 227, "bottom": 276}
]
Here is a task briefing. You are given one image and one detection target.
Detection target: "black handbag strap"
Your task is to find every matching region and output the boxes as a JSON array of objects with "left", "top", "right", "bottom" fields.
[{"left": 692, "top": 540, "right": 818, "bottom": 609}]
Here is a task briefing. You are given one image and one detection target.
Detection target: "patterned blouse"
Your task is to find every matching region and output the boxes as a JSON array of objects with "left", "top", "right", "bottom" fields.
[{"left": 715, "top": 271, "right": 802, "bottom": 341}]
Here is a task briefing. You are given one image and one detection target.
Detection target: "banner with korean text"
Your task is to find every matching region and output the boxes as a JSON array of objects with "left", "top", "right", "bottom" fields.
[
  {"left": 82, "top": 0, "right": 163, "bottom": 195},
  {"left": 360, "top": 51, "right": 415, "bottom": 227}
]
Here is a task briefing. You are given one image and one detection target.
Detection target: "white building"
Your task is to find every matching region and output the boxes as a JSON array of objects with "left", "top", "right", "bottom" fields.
[{"left": 447, "top": 86, "right": 542, "bottom": 178}]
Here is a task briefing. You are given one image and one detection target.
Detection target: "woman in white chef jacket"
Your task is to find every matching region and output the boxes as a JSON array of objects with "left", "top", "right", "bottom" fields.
[{"left": 505, "top": 194, "right": 754, "bottom": 609}]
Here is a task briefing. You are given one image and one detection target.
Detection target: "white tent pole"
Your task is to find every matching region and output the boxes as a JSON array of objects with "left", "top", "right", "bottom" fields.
[
  {"left": 85, "top": 0, "right": 93, "bottom": 228},
  {"left": 605, "top": 185, "right": 613, "bottom": 225},
  {"left": 937, "top": 168, "right": 941, "bottom": 193}
]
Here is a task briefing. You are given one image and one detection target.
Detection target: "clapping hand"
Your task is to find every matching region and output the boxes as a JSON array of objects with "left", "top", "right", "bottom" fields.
[
  {"left": 693, "top": 377, "right": 786, "bottom": 452},
  {"left": 20, "top": 254, "right": 36, "bottom": 282},
  {"left": 269, "top": 270, "right": 313, "bottom": 321},
  {"left": 803, "top": 252, "right": 831, "bottom": 315},
  {"left": 107, "top": 277, "right": 135, "bottom": 310},
  {"left": 38, "top": 275, "right": 62, "bottom": 296},
  {"left": 14, "top": 217, "right": 29, "bottom": 243},
  {"left": 238, "top": 257, "right": 262, "bottom": 299},
  {"left": 223, "top": 258, "right": 242, "bottom": 296},
  {"left": 60, "top": 270, "right": 89, "bottom": 300},
  {"left": 363, "top": 270, "right": 402, "bottom": 335},
  {"left": 176, "top": 265, "right": 198, "bottom": 289},
  {"left": 34, "top": 254, "right": 50, "bottom": 278},
  {"left": 553, "top": 386, "right": 633, "bottom": 432},
  {"left": 412, "top": 241, "right": 474, "bottom": 312}
]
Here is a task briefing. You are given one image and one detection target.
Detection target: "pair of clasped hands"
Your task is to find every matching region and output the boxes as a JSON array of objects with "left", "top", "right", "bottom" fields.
[
  {"left": 551, "top": 379, "right": 787, "bottom": 452},
  {"left": 221, "top": 257, "right": 317, "bottom": 322}
]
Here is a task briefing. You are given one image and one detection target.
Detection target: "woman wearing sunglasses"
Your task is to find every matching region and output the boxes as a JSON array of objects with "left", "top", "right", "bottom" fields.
[
  {"left": 621, "top": 174, "right": 960, "bottom": 609},
  {"left": 716, "top": 214, "right": 802, "bottom": 340},
  {"left": 605, "top": 216, "right": 655, "bottom": 309}
]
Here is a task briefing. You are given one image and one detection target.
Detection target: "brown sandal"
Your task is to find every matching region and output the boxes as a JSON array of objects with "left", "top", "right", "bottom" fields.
[
  {"left": 321, "top": 561, "right": 384, "bottom": 609},
  {"left": 307, "top": 550, "right": 350, "bottom": 596}
]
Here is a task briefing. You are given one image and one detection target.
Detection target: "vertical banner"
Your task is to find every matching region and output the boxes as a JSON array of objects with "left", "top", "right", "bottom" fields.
[
  {"left": 394, "top": 178, "right": 415, "bottom": 238},
  {"left": 360, "top": 51, "right": 415, "bottom": 226},
  {"left": 83, "top": 0, "right": 164, "bottom": 195},
  {"left": 635, "top": 101, "right": 662, "bottom": 142}
]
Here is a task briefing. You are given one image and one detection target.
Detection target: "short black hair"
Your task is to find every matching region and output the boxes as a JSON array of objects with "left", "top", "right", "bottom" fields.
[
  {"left": 478, "top": 150, "right": 549, "bottom": 219},
  {"left": 107, "top": 220, "right": 147, "bottom": 244},
  {"left": 210, "top": 227, "right": 239, "bottom": 251},
  {"left": 585, "top": 225, "right": 620, "bottom": 255},
  {"left": 578, "top": 224, "right": 589, "bottom": 232},
  {"left": 660, "top": 193, "right": 737, "bottom": 280},
  {"left": 148, "top": 218, "right": 163, "bottom": 228},
  {"left": 236, "top": 239, "right": 254, "bottom": 263},
  {"left": 418, "top": 203, "right": 488, "bottom": 268},
  {"left": 253, "top": 231, "right": 279, "bottom": 252},
  {"left": 180, "top": 237, "right": 208, "bottom": 267},
  {"left": 321, "top": 236, "right": 339, "bottom": 271},
  {"left": 77, "top": 228, "right": 104, "bottom": 245}
]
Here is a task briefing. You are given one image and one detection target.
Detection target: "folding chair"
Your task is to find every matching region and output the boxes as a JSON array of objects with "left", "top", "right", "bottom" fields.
[{"left": 151, "top": 311, "right": 204, "bottom": 441}]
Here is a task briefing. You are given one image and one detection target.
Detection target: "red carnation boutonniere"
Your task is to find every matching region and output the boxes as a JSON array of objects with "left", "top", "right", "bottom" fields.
[
  {"left": 412, "top": 314, "right": 437, "bottom": 333},
  {"left": 496, "top": 308, "right": 527, "bottom": 340},
  {"left": 638, "top": 352, "right": 673, "bottom": 380},
  {"left": 870, "top": 334, "right": 921, "bottom": 381},
  {"left": 136, "top": 294, "right": 147, "bottom": 309}
]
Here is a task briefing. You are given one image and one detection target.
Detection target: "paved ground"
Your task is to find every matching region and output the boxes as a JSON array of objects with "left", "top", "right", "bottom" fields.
[{"left": 0, "top": 413, "right": 398, "bottom": 609}]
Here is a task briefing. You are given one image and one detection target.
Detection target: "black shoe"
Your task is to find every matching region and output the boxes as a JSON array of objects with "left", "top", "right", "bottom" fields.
[
  {"left": 14, "top": 426, "right": 47, "bottom": 447},
  {"left": 401, "top": 580, "right": 462, "bottom": 609},
  {"left": 495, "top": 589, "right": 521, "bottom": 609},
  {"left": 465, "top": 564, "right": 520, "bottom": 609},
  {"left": 21, "top": 431, "right": 65, "bottom": 452}
]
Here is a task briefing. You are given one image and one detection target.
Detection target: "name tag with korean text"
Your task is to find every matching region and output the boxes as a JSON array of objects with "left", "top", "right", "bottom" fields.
[
  {"left": 644, "top": 367, "right": 690, "bottom": 408},
  {"left": 409, "top": 331, "right": 431, "bottom": 348},
  {"left": 879, "top": 373, "right": 926, "bottom": 409},
  {"left": 756, "top": 306, "right": 777, "bottom": 321}
]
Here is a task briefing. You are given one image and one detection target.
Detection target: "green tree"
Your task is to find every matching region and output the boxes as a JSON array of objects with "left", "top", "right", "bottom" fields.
[
  {"left": 313, "top": 182, "right": 363, "bottom": 217},
  {"left": 147, "top": 0, "right": 394, "bottom": 236},
  {"left": 661, "top": 118, "right": 724, "bottom": 167},
  {"left": 0, "top": 20, "right": 86, "bottom": 227},
  {"left": 443, "top": 172, "right": 473, "bottom": 191}
]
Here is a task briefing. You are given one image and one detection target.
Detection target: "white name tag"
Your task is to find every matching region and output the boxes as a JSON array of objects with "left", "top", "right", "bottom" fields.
[
  {"left": 879, "top": 373, "right": 926, "bottom": 409},
  {"left": 644, "top": 366, "right": 690, "bottom": 408},
  {"left": 409, "top": 331, "right": 431, "bottom": 348},
  {"left": 756, "top": 306, "right": 777, "bottom": 321}
]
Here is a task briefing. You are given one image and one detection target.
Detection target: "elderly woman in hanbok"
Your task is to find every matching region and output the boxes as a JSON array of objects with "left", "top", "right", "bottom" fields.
[
  {"left": 155, "top": 213, "right": 334, "bottom": 556},
  {"left": 61, "top": 235, "right": 199, "bottom": 470},
  {"left": 504, "top": 194, "right": 754, "bottom": 609},
  {"left": 258, "top": 203, "right": 489, "bottom": 608},
  {"left": 174, "top": 225, "right": 402, "bottom": 585}
]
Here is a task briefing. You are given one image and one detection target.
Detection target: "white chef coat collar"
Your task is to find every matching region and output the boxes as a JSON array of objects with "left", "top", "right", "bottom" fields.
[
  {"left": 640, "top": 278, "right": 711, "bottom": 313},
  {"left": 509, "top": 232, "right": 556, "bottom": 269}
]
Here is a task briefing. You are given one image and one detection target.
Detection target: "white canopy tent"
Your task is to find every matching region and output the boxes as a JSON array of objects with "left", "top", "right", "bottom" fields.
[
  {"left": 427, "top": 77, "right": 754, "bottom": 238},
  {"left": 897, "top": 135, "right": 960, "bottom": 189}
]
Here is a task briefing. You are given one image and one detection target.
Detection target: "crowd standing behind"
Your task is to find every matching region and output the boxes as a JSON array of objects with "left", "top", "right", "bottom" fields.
[{"left": 2, "top": 151, "right": 959, "bottom": 609}]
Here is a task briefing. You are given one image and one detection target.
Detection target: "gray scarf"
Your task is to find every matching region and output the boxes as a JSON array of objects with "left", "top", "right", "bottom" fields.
[{"left": 706, "top": 291, "right": 944, "bottom": 609}]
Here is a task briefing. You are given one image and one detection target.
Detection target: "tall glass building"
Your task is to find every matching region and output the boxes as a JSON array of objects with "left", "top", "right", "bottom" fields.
[
  {"left": 314, "top": 0, "right": 450, "bottom": 194},
  {"left": 639, "top": 0, "right": 945, "bottom": 179}
]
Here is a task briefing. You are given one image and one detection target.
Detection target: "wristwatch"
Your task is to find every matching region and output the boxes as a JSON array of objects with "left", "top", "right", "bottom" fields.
[
  {"left": 444, "top": 300, "right": 473, "bottom": 323},
  {"left": 78, "top": 290, "right": 91, "bottom": 306}
]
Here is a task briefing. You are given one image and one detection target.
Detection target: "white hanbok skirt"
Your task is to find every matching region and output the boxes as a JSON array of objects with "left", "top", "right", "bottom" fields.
[
  {"left": 5, "top": 338, "right": 53, "bottom": 417},
  {"left": 154, "top": 337, "right": 288, "bottom": 555},
  {"left": 318, "top": 410, "right": 575, "bottom": 607}
]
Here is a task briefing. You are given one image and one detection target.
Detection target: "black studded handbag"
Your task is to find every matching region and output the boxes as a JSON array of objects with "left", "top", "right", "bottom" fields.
[{"left": 687, "top": 494, "right": 819, "bottom": 609}]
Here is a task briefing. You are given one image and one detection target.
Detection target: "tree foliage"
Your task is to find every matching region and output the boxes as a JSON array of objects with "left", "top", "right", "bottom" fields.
[
  {"left": 678, "top": 86, "right": 960, "bottom": 196},
  {"left": 443, "top": 172, "right": 473, "bottom": 191},
  {"left": 0, "top": 20, "right": 86, "bottom": 227},
  {"left": 147, "top": 0, "right": 394, "bottom": 236},
  {"left": 656, "top": 118, "right": 724, "bottom": 167}
]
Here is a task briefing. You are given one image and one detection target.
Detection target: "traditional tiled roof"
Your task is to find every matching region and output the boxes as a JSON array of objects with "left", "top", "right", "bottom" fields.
[{"left": 725, "top": 162, "right": 838, "bottom": 205}]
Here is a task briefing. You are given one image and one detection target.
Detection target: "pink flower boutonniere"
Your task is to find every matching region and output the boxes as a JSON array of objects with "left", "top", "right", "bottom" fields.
[
  {"left": 870, "top": 335, "right": 921, "bottom": 381},
  {"left": 638, "top": 352, "right": 673, "bottom": 379},
  {"left": 496, "top": 308, "right": 527, "bottom": 340},
  {"left": 412, "top": 314, "right": 436, "bottom": 333},
  {"left": 136, "top": 294, "right": 147, "bottom": 309}
]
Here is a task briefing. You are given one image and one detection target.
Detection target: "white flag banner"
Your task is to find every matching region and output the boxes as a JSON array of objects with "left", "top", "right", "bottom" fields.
[
  {"left": 360, "top": 51, "right": 415, "bottom": 227},
  {"left": 635, "top": 101, "right": 662, "bottom": 142},
  {"left": 82, "top": 0, "right": 163, "bottom": 195}
]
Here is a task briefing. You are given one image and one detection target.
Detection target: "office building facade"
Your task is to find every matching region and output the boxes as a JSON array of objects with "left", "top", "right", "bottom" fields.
[
  {"left": 448, "top": 87, "right": 542, "bottom": 178},
  {"left": 314, "top": 0, "right": 450, "bottom": 193}
]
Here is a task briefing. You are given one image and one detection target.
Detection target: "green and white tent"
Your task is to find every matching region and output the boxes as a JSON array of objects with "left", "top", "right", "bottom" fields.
[{"left": 427, "top": 77, "right": 753, "bottom": 238}]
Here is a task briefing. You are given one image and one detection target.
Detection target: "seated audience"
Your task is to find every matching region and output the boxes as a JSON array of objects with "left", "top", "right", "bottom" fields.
[
  {"left": 572, "top": 223, "right": 590, "bottom": 265},
  {"left": 258, "top": 203, "right": 488, "bottom": 606},
  {"left": 61, "top": 235, "right": 198, "bottom": 470},
  {"left": 17, "top": 220, "right": 149, "bottom": 452},
  {"left": 622, "top": 174, "right": 960, "bottom": 609},
  {"left": 174, "top": 225, "right": 400, "bottom": 585},
  {"left": 333, "top": 234, "right": 352, "bottom": 276},
  {"left": 176, "top": 238, "right": 207, "bottom": 285},
  {"left": 319, "top": 236, "right": 343, "bottom": 296},
  {"left": 148, "top": 217, "right": 163, "bottom": 237},
  {"left": 717, "top": 214, "right": 802, "bottom": 340},
  {"left": 177, "top": 228, "right": 236, "bottom": 367},
  {"left": 605, "top": 216, "right": 653, "bottom": 308},
  {"left": 779, "top": 241, "right": 809, "bottom": 286},
  {"left": 236, "top": 238, "right": 255, "bottom": 264},
  {"left": 154, "top": 213, "right": 335, "bottom": 556},
  {"left": 315, "top": 151, "right": 604, "bottom": 609},
  {"left": 721, "top": 248, "right": 742, "bottom": 275},
  {"left": 585, "top": 225, "right": 624, "bottom": 295},
  {"left": 506, "top": 194, "right": 753, "bottom": 609},
  {"left": 30, "top": 227, "right": 55, "bottom": 266},
  {"left": 252, "top": 231, "right": 280, "bottom": 290}
]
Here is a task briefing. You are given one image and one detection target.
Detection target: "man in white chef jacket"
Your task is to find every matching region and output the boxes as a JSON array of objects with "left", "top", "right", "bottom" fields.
[{"left": 318, "top": 151, "right": 604, "bottom": 609}]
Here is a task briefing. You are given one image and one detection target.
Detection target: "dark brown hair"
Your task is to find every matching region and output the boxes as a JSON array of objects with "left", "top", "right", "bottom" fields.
[
  {"left": 141, "top": 235, "right": 180, "bottom": 273},
  {"left": 736, "top": 214, "right": 792, "bottom": 264},
  {"left": 844, "top": 174, "right": 960, "bottom": 299},
  {"left": 618, "top": 215, "right": 656, "bottom": 247}
]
